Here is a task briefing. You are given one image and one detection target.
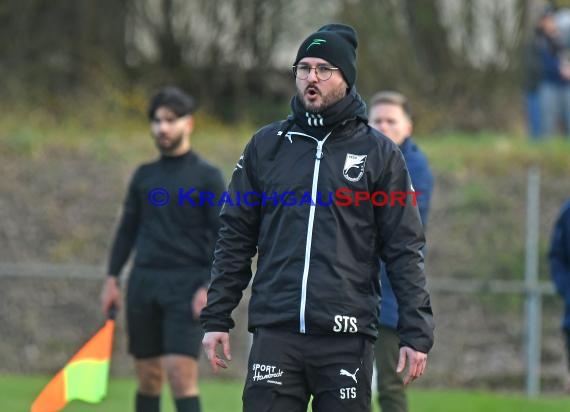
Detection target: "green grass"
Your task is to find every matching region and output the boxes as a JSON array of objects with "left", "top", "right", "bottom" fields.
[
  {"left": 4, "top": 374, "right": 570, "bottom": 411},
  {"left": 2, "top": 375, "right": 242, "bottom": 412},
  {"left": 2, "top": 104, "right": 570, "bottom": 178},
  {"left": 418, "top": 132, "right": 570, "bottom": 175},
  {"left": 407, "top": 389, "right": 570, "bottom": 412}
]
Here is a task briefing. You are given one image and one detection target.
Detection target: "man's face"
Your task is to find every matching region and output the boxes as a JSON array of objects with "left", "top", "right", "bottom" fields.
[
  {"left": 541, "top": 15, "right": 558, "bottom": 37},
  {"left": 295, "top": 57, "right": 348, "bottom": 113},
  {"left": 368, "top": 103, "right": 412, "bottom": 146},
  {"left": 150, "top": 107, "right": 193, "bottom": 153}
]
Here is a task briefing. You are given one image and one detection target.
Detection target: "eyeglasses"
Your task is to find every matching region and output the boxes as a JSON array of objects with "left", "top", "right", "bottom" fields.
[{"left": 292, "top": 64, "right": 340, "bottom": 81}]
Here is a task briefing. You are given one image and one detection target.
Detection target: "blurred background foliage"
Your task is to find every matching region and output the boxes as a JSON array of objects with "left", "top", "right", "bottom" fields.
[{"left": 0, "top": 0, "right": 556, "bottom": 131}]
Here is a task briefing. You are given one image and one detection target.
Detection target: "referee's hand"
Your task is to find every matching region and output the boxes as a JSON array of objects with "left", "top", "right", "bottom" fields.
[
  {"left": 101, "top": 276, "right": 122, "bottom": 315},
  {"left": 397, "top": 346, "right": 427, "bottom": 385},
  {"left": 192, "top": 287, "right": 208, "bottom": 319},
  {"left": 202, "top": 331, "right": 232, "bottom": 373}
]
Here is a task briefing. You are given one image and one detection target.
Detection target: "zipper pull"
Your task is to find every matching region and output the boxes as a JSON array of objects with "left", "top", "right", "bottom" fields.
[{"left": 315, "top": 140, "right": 324, "bottom": 160}]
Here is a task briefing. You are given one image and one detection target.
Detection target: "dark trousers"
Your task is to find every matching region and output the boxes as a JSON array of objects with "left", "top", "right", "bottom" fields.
[
  {"left": 243, "top": 328, "right": 374, "bottom": 412},
  {"left": 374, "top": 326, "right": 408, "bottom": 412}
]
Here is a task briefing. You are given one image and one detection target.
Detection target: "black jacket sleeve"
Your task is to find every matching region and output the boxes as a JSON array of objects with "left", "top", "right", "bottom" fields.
[
  {"left": 107, "top": 169, "right": 141, "bottom": 277},
  {"left": 374, "top": 147, "right": 434, "bottom": 353},
  {"left": 200, "top": 139, "right": 261, "bottom": 332}
]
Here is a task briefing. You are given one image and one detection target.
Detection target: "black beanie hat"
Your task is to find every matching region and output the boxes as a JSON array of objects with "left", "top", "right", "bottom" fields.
[{"left": 294, "top": 23, "right": 358, "bottom": 88}]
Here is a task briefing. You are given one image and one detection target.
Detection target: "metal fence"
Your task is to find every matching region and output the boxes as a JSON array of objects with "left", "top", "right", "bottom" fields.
[{"left": 0, "top": 167, "right": 561, "bottom": 396}]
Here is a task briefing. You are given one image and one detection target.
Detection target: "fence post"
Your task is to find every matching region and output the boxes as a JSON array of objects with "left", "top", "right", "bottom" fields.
[{"left": 524, "top": 165, "right": 541, "bottom": 397}]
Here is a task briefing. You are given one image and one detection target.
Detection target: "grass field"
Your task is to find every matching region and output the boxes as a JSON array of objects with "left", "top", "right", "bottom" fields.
[
  {"left": 3, "top": 103, "right": 570, "bottom": 178},
  {"left": 3, "top": 375, "right": 570, "bottom": 412}
]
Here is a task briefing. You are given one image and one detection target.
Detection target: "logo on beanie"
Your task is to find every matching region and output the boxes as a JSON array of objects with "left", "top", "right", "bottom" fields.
[{"left": 307, "top": 38, "right": 326, "bottom": 51}]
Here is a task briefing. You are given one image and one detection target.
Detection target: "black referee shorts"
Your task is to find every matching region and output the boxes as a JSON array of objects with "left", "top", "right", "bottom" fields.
[
  {"left": 243, "top": 328, "right": 374, "bottom": 412},
  {"left": 126, "top": 267, "right": 204, "bottom": 359}
]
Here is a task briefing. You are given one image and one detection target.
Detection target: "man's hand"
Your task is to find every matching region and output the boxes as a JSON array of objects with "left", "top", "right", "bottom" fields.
[
  {"left": 561, "top": 62, "right": 570, "bottom": 81},
  {"left": 192, "top": 287, "right": 208, "bottom": 319},
  {"left": 100, "top": 277, "right": 121, "bottom": 315},
  {"left": 202, "top": 331, "right": 232, "bottom": 373},
  {"left": 397, "top": 346, "right": 427, "bottom": 385}
]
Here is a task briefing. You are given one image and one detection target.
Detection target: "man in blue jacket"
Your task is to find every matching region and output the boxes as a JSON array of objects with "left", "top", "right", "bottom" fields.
[
  {"left": 528, "top": 6, "right": 570, "bottom": 138},
  {"left": 368, "top": 91, "right": 434, "bottom": 412},
  {"left": 549, "top": 199, "right": 570, "bottom": 391}
]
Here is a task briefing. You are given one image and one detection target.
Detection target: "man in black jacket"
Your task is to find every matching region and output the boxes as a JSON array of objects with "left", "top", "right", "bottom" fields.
[
  {"left": 201, "top": 24, "right": 434, "bottom": 412},
  {"left": 101, "top": 87, "right": 225, "bottom": 412}
]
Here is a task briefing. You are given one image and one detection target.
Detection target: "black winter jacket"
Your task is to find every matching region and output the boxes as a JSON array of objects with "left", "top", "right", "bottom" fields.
[{"left": 201, "top": 117, "right": 434, "bottom": 353}]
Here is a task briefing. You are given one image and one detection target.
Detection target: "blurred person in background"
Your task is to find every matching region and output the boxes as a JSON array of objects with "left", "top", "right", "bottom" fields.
[
  {"left": 100, "top": 86, "right": 225, "bottom": 412},
  {"left": 201, "top": 23, "right": 434, "bottom": 412},
  {"left": 549, "top": 198, "right": 570, "bottom": 392},
  {"left": 368, "top": 91, "right": 434, "bottom": 412},
  {"left": 526, "top": 4, "right": 570, "bottom": 138}
]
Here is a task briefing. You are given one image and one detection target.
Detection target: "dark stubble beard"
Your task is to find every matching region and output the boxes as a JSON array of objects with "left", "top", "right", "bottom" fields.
[
  {"left": 155, "top": 132, "right": 184, "bottom": 155},
  {"left": 296, "top": 83, "right": 347, "bottom": 114}
]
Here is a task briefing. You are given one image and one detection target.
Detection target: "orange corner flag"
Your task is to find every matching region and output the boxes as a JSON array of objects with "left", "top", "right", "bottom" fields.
[{"left": 31, "top": 318, "right": 115, "bottom": 412}]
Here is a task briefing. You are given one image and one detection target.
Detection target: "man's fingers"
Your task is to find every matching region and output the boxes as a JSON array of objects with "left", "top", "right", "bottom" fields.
[
  {"left": 209, "top": 350, "right": 219, "bottom": 373},
  {"left": 398, "top": 347, "right": 416, "bottom": 385},
  {"left": 216, "top": 356, "right": 228, "bottom": 369},
  {"left": 403, "top": 373, "right": 411, "bottom": 385},
  {"left": 202, "top": 332, "right": 231, "bottom": 373},
  {"left": 407, "top": 356, "right": 420, "bottom": 385},
  {"left": 402, "top": 350, "right": 428, "bottom": 385},
  {"left": 222, "top": 335, "right": 232, "bottom": 361},
  {"left": 101, "top": 281, "right": 121, "bottom": 315},
  {"left": 414, "top": 355, "right": 424, "bottom": 377},
  {"left": 204, "top": 341, "right": 218, "bottom": 373},
  {"left": 403, "top": 360, "right": 413, "bottom": 385},
  {"left": 396, "top": 347, "right": 407, "bottom": 373},
  {"left": 415, "top": 354, "right": 427, "bottom": 376},
  {"left": 403, "top": 354, "right": 418, "bottom": 385},
  {"left": 101, "top": 296, "right": 115, "bottom": 314}
]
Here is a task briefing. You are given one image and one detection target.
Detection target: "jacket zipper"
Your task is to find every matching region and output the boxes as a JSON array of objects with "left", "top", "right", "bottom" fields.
[{"left": 287, "top": 131, "right": 331, "bottom": 333}]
